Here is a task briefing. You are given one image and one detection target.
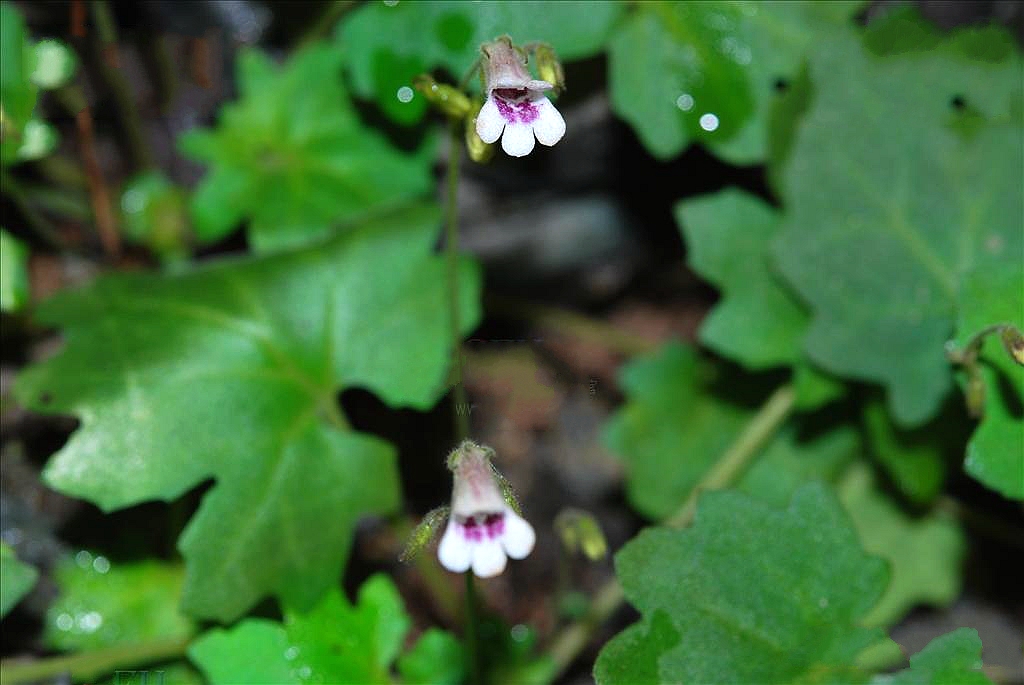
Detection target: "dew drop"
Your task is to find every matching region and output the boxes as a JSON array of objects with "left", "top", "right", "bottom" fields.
[
  {"left": 818, "top": 597, "right": 829, "bottom": 609},
  {"left": 699, "top": 113, "right": 720, "bottom": 132},
  {"left": 298, "top": 665, "right": 312, "bottom": 680},
  {"left": 92, "top": 555, "right": 111, "bottom": 574},
  {"left": 383, "top": 0, "right": 399, "bottom": 6},
  {"left": 676, "top": 93, "right": 695, "bottom": 111},
  {"left": 510, "top": 624, "right": 529, "bottom": 642},
  {"left": 79, "top": 611, "right": 103, "bottom": 632},
  {"left": 75, "top": 550, "right": 93, "bottom": 568},
  {"left": 56, "top": 613, "right": 74, "bottom": 631},
  {"left": 285, "top": 646, "right": 299, "bottom": 661},
  {"left": 121, "top": 188, "right": 145, "bottom": 215},
  {"left": 396, "top": 86, "right": 414, "bottom": 103}
]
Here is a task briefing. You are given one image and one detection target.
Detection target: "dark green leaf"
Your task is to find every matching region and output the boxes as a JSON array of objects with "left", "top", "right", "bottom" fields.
[
  {"left": 595, "top": 484, "right": 888, "bottom": 684},
  {"left": 772, "top": 24, "right": 1022, "bottom": 426},
  {"left": 16, "top": 204, "right": 481, "bottom": 621},
  {"left": 180, "top": 45, "right": 433, "bottom": 253}
]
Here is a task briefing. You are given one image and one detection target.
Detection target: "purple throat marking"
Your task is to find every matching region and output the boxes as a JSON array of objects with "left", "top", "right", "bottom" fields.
[
  {"left": 493, "top": 90, "right": 539, "bottom": 125},
  {"left": 459, "top": 512, "right": 505, "bottom": 542}
]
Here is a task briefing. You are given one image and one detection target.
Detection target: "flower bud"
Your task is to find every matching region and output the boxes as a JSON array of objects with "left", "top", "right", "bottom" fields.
[
  {"left": 412, "top": 74, "right": 472, "bottom": 120},
  {"left": 554, "top": 508, "right": 607, "bottom": 561},
  {"left": 1000, "top": 326, "right": 1024, "bottom": 366},
  {"left": 965, "top": 365, "right": 985, "bottom": 418},
  {"left": 466, "top": 98, "right": 495, "bottom": 164},
  {"left": 533, "top": 44, "right": 565, "bottom": 93}
]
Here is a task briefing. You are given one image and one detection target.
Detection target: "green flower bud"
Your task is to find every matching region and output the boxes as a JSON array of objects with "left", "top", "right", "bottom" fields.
[
  {"left": 965, "top": 365, "right": 985, "bottom": 418},
  {"left": 555, "top": 508, "right": 608, "bottom": 561},
  {"left": 534, "top": 43, "right": 565, "bottom": 92},
  {"left": 466, "top": 98, "right": 496, "bottom": 164},
  {"left": 413, "top": 74, "right": 472, "bottom": 120},
  {"left": 1000, "top": 326, "right": 1024, "bottom": 366}
]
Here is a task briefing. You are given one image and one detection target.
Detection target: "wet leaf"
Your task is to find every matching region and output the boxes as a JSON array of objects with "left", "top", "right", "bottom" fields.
[{"left": 16, "top": 204, "right": 481, "bottom": 621}]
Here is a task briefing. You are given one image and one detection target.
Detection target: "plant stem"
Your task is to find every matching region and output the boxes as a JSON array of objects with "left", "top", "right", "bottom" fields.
[
  {"left": 545, "top": 383, "right": 796, "bottom": 680},
  {"left": 0, "top": 635, "right": 190, "bottom": 684},
  {"left": 298, "top": 0, "right": 357, "bottom": 49},
  {"left": 446, "top": 121, "right": 469, "bottom": 441},
  {"left": 465, "top": 572, "right": 483, "bottom": 685}
]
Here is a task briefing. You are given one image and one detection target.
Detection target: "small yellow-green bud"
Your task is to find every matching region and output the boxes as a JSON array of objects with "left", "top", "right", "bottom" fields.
[
  {"left": 412, "top": 74, "right": 472, "bottom": 120},
  {"left": 1000, "top": 326, "right": 1024, "bottom": 366},
  {"left": 399, "top": 506, "right": 450, "bottom": 562},
  {"left": 965, "top": 366, "right": 985, "bottom": 418},
  {"left": 555, "top": 508, "right": 608, "bottom": 561},
  {"left": 534, "top": 44, "right": 565, "bottom": 92},
  {"left": 466, "top": 98, "right": 496, "bottom": 164}
]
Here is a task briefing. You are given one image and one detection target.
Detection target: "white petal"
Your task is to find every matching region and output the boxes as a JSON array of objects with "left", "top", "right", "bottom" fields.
[
  {"left": 501, "top": 509, "right": 535, "bottom": 560},
  {"left": 438, "top": 520, "right": 471, "bottom": 573},
  {"left": 476, "top": 96, "right": 505, "bottom": 144},
  {"left": 471, "top": 538, "right": 507, "bottom": 578},
  {"left": 532, "top": 97, "right": 566, "bottom": 147},
  {"left": 501, "top": 123, "right": 536, "bottom": 157}
]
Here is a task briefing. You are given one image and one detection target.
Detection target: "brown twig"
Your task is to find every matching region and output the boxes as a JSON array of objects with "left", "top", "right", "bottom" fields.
[{"left": 73, "top": 105, "right": 121, "bottom": 257}]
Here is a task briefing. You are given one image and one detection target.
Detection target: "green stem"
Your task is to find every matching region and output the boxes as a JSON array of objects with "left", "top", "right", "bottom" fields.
[
  {"left": 465, "top": 572, "right": 483, "bottom": 685},
  {"left": 446, "top": 121, "right": 469, "bottom": 441},
  {"left": 545, "top": 384, "right": 796, "bottom": 680},
  {"left": 298, "top": 0, "right": 357, "bottom": 48},
  {"left": 0, "top": 635, "right": 190, "bottom": 684}
]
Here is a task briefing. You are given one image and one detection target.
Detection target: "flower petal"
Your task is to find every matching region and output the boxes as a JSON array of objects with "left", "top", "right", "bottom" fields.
[
  {"left": 476, "top": 97, "right": 505, "bottom": 144},
  {"left": 438, "top": 519, "right": 472, "bottom": 573},
  {"left": 501, "top": 122, "right": 536, "bottom": 157},
  {"left": 532, "top": 97, "right": 566, "bottom": 147},
  {"left": 471, "top": 538, "right": 507, "bottom": 578},
  {"left": 501, "top": 509, "right": 536, "bottom": 560}
]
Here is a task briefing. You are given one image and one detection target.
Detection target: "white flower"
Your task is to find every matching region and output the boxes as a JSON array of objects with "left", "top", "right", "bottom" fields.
[
  {"left": 437, "top": 441, "right": 536, "bottom": 578},
  {"left": 475, "top": 38, "right": 566, "bottom": 158}
]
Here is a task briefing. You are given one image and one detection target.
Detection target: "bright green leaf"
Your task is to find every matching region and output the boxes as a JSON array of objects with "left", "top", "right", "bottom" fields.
[
  {"left": 180, "top": 45, "right": 434, "bottom": 253},
  {"left": 398, "top": 628, "right": 466, "bottom": 685},
  {"left": 0, "top": 542, "right": 38, "bottom": 618},
  {"left": 119, "top": 171, "right": 191, "bottom": 261},
  {"left": 0, "top": 228, "right": 30, "bottom": 312},
  {"left": 595, "top": 484, "right": 888, "bottom": 684},
  {"left": 190, "top": 575, "right": 417, "bottom": 684},
  {"left": 44, "top": 552, "right": 195, "bottom": 651},
  {"left": 838, "top": 465, "right": 965, "bottom": 628},
  {"left": 677, "top": 188, "right": 806, "bottom": 370},
  {"left": 772, "top": 23, "right": 1023, "bottom": 426},
  {"left": 954, "top": 264, "right": 1024, "bottom": 499},
  {"left": 15, "top": 204, "right": 481, "bottom": 621},
  {"left": 872, "top": 628, "right": 992, "bottom": 685},
  {"left": 339, "top": 1, "right": 622, "bottom": 124}
]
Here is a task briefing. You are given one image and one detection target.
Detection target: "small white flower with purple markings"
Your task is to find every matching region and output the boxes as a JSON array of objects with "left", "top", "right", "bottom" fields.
[
  {"left": 437, "top": 440, "right": 535, "bottom": 578},
  {"left": 475, "top": 37, "right": 566, "bottom": 158}
]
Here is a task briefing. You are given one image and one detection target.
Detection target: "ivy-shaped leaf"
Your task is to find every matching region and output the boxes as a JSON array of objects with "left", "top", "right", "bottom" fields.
[
  {"left": 872, "top": 628, "right": 992, "bottom": 685},
  {"left": 179, "top": 45, "right": 433, "bottom": 253},
  {"left": 338, "top": 1, "right": 623, "bottom": 124},
  {"left": 594, "top": 484, "right": 889, "bottom": 684},
  {"left": 838, "top": 465, "right": 965, "bottom": 628},
  {"left": 772, "top": 21, "right": 1023, "bottom": 426},
  {"left": 190, "top": 574, "right": 462, "bottom": 685},
  {"left": 954, "top": 264, "right": 1024, "bottom": 499},
  {"left": 397, "top": 629, "right": 466, "bottom": 685},
  {"left": 15, "top": 204, "right": 481, "bottom": 621},
  {"left": 0, "top": 542, "right": 37, "bottom": 618},
  {"left": 44, "top": 552, "right": 195, "bottom": 651}
]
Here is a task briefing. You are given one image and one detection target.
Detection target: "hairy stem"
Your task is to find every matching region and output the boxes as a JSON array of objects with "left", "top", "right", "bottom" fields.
[
  {"left": 546, "top": 384, "right": 796, "bottom": 679},
  {"left": 0, "top": 636, "right": 190, "bottom": 684},
  {"left": 465, "top": 572, "right": 483, "bottom": 685}
]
